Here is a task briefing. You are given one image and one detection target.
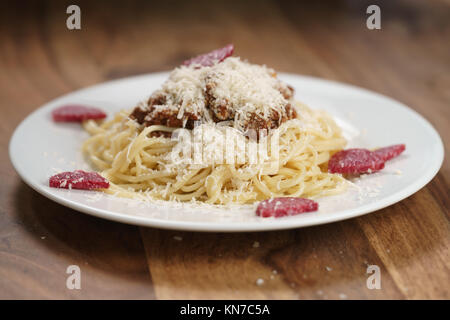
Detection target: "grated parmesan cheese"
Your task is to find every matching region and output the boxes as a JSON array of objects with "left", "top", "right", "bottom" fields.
[{"left": 144, "top": 57, "right": 293, "bottom": 130}]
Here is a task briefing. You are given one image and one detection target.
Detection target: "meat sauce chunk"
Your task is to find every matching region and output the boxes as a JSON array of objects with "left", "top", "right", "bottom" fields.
[{"left": 129, "top": 78, "right": 296, "bottom": 136}]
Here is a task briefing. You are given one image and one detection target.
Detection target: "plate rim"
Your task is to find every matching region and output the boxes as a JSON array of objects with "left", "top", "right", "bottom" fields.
[{"left": 9, "top": 72, "right": 445, "bottom": 232}]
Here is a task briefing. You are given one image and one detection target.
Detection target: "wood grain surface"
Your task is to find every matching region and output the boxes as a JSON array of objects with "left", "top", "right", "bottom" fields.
[{"left": 0, "top": 0, "right": 448, "bottom": 299}]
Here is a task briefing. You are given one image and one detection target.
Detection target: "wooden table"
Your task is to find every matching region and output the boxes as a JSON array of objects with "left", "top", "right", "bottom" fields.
[{"left": 0, "top": 0, "right": 448, "bottom": 299}]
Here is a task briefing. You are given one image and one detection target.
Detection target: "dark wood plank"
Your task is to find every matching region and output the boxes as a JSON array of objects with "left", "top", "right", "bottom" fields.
[
  {"left": 140, "top": 222, "right": 404, "bottom": 299},
  {"left": 0, "top": 1, "right": 154, "bottom": 299}
]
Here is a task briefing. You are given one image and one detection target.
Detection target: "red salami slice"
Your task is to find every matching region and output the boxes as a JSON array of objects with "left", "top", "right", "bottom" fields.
[
  {"left": 328, "top": 148, "right": 385, "bottom": 174},
  {"left": 49, "top": 170, "right": 109, "bottom": 190},
  {"left": 183, "top": 44, "right": 234, "bottom": 67},
  {"left": 256, "top": 197, "right": 318, "bottom": 218},
  {"left": 373, "top": 144, "right": 406, "bottom": 161},
  {"left": 52, "top": 105, "right": 107, "bottom": 122}
]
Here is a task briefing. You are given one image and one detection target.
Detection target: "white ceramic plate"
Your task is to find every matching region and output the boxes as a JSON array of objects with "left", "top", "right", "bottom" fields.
[{"left": 9, "top": 73, "right": 444, "bottom": 232}]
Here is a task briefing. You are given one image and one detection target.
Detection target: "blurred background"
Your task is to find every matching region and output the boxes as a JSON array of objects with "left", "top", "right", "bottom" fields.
[
  {"left": 1, "top": 0, "right": 448, "bottom": 145},
  {"left": 0, "top": 0, "right": 448, "bottom": 299}
]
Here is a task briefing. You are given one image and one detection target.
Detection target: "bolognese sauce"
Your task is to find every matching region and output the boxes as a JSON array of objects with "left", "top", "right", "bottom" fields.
[{"left": 130, "top": 55, "right": 297, "bottom": 136}]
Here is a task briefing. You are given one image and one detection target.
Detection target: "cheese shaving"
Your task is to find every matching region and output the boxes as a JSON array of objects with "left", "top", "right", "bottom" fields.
[{"left": 145, "top": 57, "right": 291, "bottom": 130}]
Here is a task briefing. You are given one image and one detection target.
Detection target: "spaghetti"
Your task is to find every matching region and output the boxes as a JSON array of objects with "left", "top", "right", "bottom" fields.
[{"left": 82, "top": 102, "right": 348, "bottom": 205}]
